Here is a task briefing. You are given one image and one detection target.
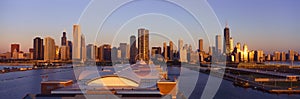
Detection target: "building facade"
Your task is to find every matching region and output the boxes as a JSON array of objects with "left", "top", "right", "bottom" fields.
[
  {"left": 129, "top": 35, "right": 137, "bottom": 63},
  {"left": 44, "top": 37, "right": 56, "bottom": 61},
  {"left": 138, "top": 28, "right": 149, "bottom": 62},
  {"left": 33, "top": 37, "right": 44, "bottom": 60},
  {"left": 72, "top": 24, "right": 81, "bottom": 61}
]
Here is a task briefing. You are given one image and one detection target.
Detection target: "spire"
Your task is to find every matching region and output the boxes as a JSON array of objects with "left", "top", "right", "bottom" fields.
[
  {"left": 63, "top": 28, "right": 66, "bottom": 32},
  {"left": 225, "top": 20, "right": 229, "bottom": 28}
]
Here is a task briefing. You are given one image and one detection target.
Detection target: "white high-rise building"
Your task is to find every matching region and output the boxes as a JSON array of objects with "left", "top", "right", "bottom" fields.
[
  {"left": 180, "top": 47, "right": 188, "bottom": 62},
  {"left": 44, "top": 37, "right": 56, "bottom": 61},
  {"left": 73, "top": 24, "right": 81, "bottom": 60},
  {"left": 178, "top": 39, "right": 184, "bottom": 60},
  {"left": 243, "top": 44, "right": 248, "bottom": 62},
  {"left": 229, "top": 37, "right": 234, "bottom": 53}
]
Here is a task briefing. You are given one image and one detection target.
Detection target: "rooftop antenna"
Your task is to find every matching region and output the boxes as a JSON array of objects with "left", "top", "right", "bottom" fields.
[
  {"left": 225, "top": 20, "right": 229, "bottom": 28},
  {"left": 63, "top": 28, "right": 66, "bottom": 32}
]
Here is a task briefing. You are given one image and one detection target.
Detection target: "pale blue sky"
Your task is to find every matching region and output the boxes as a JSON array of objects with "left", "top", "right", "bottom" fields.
[{"left": 0, "top": 0, "right": 299, "bottom": 54}]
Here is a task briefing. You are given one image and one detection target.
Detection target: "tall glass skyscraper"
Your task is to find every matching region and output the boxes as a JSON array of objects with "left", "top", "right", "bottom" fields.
[
  {"left": 224, "top": 23, "right": 230, "bottom": 54},
  {"left": 33, "top": 37, "right": 43, "bottom": 60},
  {"left": 138, "top": 28, "right": 149, "bottom": 62},
  {"left": 130, "top": 35, "right": 137, "bottom": 64},
  {"left": 61, "top": 31, "right": 67, "bottom": 46}
]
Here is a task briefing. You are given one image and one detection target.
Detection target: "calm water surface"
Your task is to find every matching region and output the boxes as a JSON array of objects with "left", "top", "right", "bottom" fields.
[{"left": 0, "top": 65, "right": 299, "bottom": 99}]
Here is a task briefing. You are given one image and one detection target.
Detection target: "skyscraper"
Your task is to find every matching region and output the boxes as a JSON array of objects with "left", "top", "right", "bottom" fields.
[
  {"left": 187, "top": 44, "right": 192, "bottom": 62},
  {"left": 199, "top": 39, "right": 204, "bottom": 52},
  {"left": 254, "top": 50, "right": 264, "bottom": 62},
  {"left": 73, "top": 24, "right": 81, "bottom": 60},
  {"left": 81, "top": 35, "right": 86, "bottom": 62},
  {"left": 274, "top": 51, "right": 281, "bottom": 61},
  {"left": 229, "top": 37, "right": 234, "bottom": 53},
  {"left": 29, "top": 48, "right": 34, "bottom": 59},
  {"left": 138, "top": 28, "right": 149, "bottom": 62},
  {"left": 289, "top": 50, "right": 295, "bottom": 61},
  {"left": 208, "top": 46, "right": 213, "bottom": 56},
  {"left": 61, "top": 31, "right": 67, "bottom": 46},
  {"left": 224, "top": 23, "right": 230, "bottom": 54},
  {"left": 178, "top": 39, "right": 183, "bottom": 51},
  {"left": 55, "top": 45, "right": 60, "bottom": 60},
  {"left": 216, "top": 35, "right": 222, "bottom": 54},
  {"left": 94, "top": 45, "right": 98, "bottom": 61},
  {"left": 119, "top": 43, "right": 127, "bottom": 60},
  {"left": 60, "top": 46, "right": 68, "bottom": 61},
  {"left": 103, "top": 44, "right": 112, "bottom": 61},
  {"left": 178, "top": 39, "right": 184, "bottom": 60},
  {"left": 44, "top": 37, "right": 55, "bottom": 61},
  {"left": 86, "top": 44, "right": 95, "bottom": 60},
  {"left": 98, "top": 46, "right": 104, "bottom": 61},
  {"left": 281, "top": 52, "right": 286, "bottom": 61},
  {"left": 130, "top": 35, "right": 137, "bottom": 63},
  {"left": 243, "top": 44, "right": 248, "bottom": 62},
  {"left": 236, "top": 42, "right": 241, "bottom": 53},
  {"left": 67, "top": 41, "right": 72, "bottom": 60},
  {"left": 33, "top": 37, "right": 44, "bottom": 60},
  {"left": 11, "top": 44, "right": 20, "bottom": 57},
  {"left": 126, "top": 44, "right": 130, "bottom": 59},
  {"left": 169, "top": 41, "right": 174, "bottom": 60},
  {"left": 163, "top": 42, "right": 168, "bottom": 61},
  {"left": 180, "top": 46, "right": 188, "bottom": 62}
]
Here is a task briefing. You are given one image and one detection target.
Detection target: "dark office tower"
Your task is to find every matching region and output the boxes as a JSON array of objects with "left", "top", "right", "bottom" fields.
[
  {"left": 11, "top": 44, "right": 20, "bottom": 57},
  {"left": 61, "top": 31, "right": 67, "bottom": 46},
  {"left": 103, "top": 44, "right": 112, "bottom": 61},
  {"left": 138, "top": 28, "right": 149, "bottom": 62},
  {"left": 33, "top": 37, "right": 44, "bottom": 60},
  {"left": 199, "top": 39, "right": 204, "bottom": 52},
  {"left": 130, "top": 35, "right": 137, "bottom": 64},
  {"left": 67, "top": 41, "right": 72, "bottom": 59},
  {"left": 223, "top": 22, "right": 230, "bottom": 55}
]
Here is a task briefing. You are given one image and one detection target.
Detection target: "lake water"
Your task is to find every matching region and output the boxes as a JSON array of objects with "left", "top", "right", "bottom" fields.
[
  {"left": 0, "top": 65, "right": 299, "bottom": 99},
  {"left": 265, "top": 61, "right": 300, "bottom": 66}
]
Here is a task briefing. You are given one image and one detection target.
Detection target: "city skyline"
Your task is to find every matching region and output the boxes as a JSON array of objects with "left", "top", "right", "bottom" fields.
[
  {"left": 1, "top": 25, "right": 300, "bottom": 56},
  {"left": 0, "top": 0, "right": 300, "bottom": 53},
  {"left": 1, "top": 1, "right": 300, "bottom": 99}
]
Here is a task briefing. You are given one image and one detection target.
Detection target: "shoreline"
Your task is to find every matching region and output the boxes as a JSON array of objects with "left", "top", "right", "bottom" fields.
[
  {"left": 0, "top": 63, "right": 34, "bottom": 66},
  {"left": 185, "top": 66, "right": 300, "bottom": 94}
]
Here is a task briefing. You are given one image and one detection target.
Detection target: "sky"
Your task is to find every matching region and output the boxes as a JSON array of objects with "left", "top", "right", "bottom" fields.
[{"left": 0, "top": 0, "right": 299, "bottom": 54}]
